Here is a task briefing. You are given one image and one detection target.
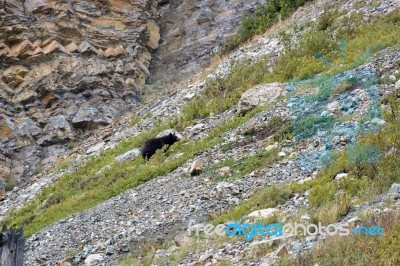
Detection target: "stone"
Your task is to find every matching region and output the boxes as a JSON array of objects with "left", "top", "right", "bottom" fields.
[
  {"left": 347, "top": 217, "right": 362, "bottom": 227},
  {"left": 16, "top": 118, "right": 42, "bottom": 137},
  {"left": 237, "top": 83, "right": 285, "bottom": 113},
  {"left": 2, "top": 65, "right": 30, "bottom": 87},
  {"left": 191, "top": 123, "right": 205, "bottom": 131},
  {"left": 47, "top": 115, "right": 70, "bottom": 131},
  {"left": 395, "top": 80, "right": 400, "bottom": 89},
  {"left": 219, "top": 166, "right": 231, "bottom": 176},
  {"left": 156, "top": 129, "right": 183, "bottom": 140},
  {"left": 335, "top": 173, "right": 348, "bottom": 180},
  {"left": 11, "top": 40, "right": 34, "bottom": 57},
  {"left": 199, "top": 253, "right": 212, "bottom": 262},
  {"left": 189, "top": 160, "right": 203, "bottom": 176},
  {"left": 57, "top": 257, "right": 73, "bottom": 266},
  {"left": 42, "top": 40, "right": 66, "bottom": 54},
  {"left": 103, "top": 47, "right": 115, "bottom": 58},
  {"left": 72, "top": 108, "right": 98, "bottom": 128},
  {"left": 327, "top": 101, "right": 339, "bottom": 113},
  {"left": 86, "top": 142, "right": 106, "bottom": 155},
  {"left": 265, "top": 143, "right": 278, "bottom": 151},
  {"left": 115, "top": 149, "right": 140, "bottom": 162},
  {"left": 84, "top": 254, "right": 103, "bottom": 265},
  {"left": 125, "top": 78, "right": 136, "bottom": 87},
  {"left": 65, "top": 42, "right": 80, "bottom": 53},
  {"left": 79, "top": 41, "right": 98, "bottom": 55},
  {"left": 250, "top": 171, "right": 264, "bottom": 177},
  {"left": 153, "top": 249, "right": 169, "bottom": 261},
  {"left": 0, "top": 188, "right": 5, "bottom": 201},
  {"left": 146, "top": 22, "right": 160, "bottom": 50},
  {"left": 0, "top": 46, "right": 12, "bottom": 58},
  {"left": 174, "top": 232, "right": 193, "bottom": 247},
  {"left": 24, "top": 47, "right": 43, "bottom": 57},
  {"left": 278, "top": 151, "right": 287, "bottom": 157},
  {"left": 248, "top": 208, "right": 277, "bottom": 219},
  {"left": 104, "top": 45, "right": 126, "bottom": 58},
  {"left": 14, "top": 91, "right": 38, "bottom": 104},
  {"left": 371, "top": 118, "right": 385, "bottom": 125},
  {"left": 300, "top": 214, "right": 311, "bottom": 222},
  {"left": 184, "top": 92, "right": 196, "bottom": 100},
  {"left": 298, "top": 177, "right": 312, "bottom": 184},
  {"left": 0, "top": 166, "right": 11, "bottom": 177},
  {"left": 25, "top": 0, "right": 49, "bottom": 14}
]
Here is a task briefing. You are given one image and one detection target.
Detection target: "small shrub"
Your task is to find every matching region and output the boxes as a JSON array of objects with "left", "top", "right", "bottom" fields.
[
  {"left": 67, "top": 140, "right": 79, "bottom": 149},
  {"left": 243, "top": 127, "right": 258, "bottom": 137},
  {"left": 221, "top": 0, "right": 313, "bottom": 54},
  {"left": 214, "top": 185, "right": 290, "bottom": 224},
  {"left": 41, "top": 192, "right": 65, "bottom": 208},
  {"left": 273, "top": 122, "right": 293, "bottom": 142},
  {"left": 279, "top": 212, "right": 400, "bottom": 265},
  {"left": 292, "top": 115, "right": 335, "bottom": 140},
  {"left": 33, "top": 164, "right": 44, "bottom": 175},
  {"left": 4, "top": 176, "right": 17, "bottom": 191},
  {"left": 346, "top": 143, "right": 381, "bottom": 178},
  {"left": 317, "top": 8, "right": 339, "bottom": 31},
  {"left": 332, "top": 78, "right": 358, "bottom": 94}
]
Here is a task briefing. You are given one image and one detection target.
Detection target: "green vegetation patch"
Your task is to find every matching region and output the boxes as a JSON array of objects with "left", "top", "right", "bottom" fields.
[
  {"left": 221, "top": 0, "right": 314, "bottom": 54},
  {"left": 3, "top": 107, "right": 267, "bottom": 236},
  {"left": 278, "top": 212, "right": 400, "bottom": 265},
  {"left": 185, "top": 7, "right": 400, "bottom": 128}
]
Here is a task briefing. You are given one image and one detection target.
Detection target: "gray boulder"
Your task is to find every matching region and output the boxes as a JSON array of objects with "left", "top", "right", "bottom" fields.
[
  {"left": 237, "top": 83, "right": 286, "bottom": 113},
  {"left": 115, "top": 149, "right": 140, "bottom": 163}
]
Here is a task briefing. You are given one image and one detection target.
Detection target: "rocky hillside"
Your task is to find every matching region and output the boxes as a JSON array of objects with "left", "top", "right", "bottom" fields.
[
  {"left": 0, "top": 0, "right": 264, "bottom": 184},
  {"left": 1, "top": 0, "right": 400, "bottom": 265},
  {"left": 150, "top": 0, "right": 267, "bottom": 82}
]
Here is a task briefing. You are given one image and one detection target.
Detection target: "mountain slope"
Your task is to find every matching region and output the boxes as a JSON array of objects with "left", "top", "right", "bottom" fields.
[{"left": 1, "top": 0, "right": 400, "bottom": 265}]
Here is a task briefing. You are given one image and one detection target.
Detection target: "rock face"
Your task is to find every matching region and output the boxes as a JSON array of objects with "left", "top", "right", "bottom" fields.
[
  {"left": 0, "top": 0, "right": 271, "bottom": 185},
  {"left": 0, "top": 0, "right": 160, "bottom": 182},
  {"left": 150, "top": 0, "right": 267, "bottom": 82}
]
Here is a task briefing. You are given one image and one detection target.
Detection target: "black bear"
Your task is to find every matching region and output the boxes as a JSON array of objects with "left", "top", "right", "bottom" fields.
[{"left": 141, "top": 133, "right": 180, "bottom": 160}]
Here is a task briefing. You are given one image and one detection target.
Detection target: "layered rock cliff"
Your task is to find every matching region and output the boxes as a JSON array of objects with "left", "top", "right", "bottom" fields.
[
  {"left": 0, "top": 0, "right": 268, "bottom": 186},
  {"left": 0, "top": 0, "right": 161, "bottom": 182}
]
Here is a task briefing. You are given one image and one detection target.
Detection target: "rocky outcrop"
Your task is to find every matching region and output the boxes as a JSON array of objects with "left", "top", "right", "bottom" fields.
[
  {"left": 0, "top": 0, "right": 161, "bottom": 182},
  {"left": 237, "top": 83, "right": 286, "bottom": 114},
  {"left": 150, "top": 0, "right": 267, "bottom": 82}
]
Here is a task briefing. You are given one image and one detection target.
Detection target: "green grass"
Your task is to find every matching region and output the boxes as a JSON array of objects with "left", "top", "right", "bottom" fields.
[
  {"left": 113, "top": 8, "right": 400, "bottom": 264},
  {"left": 3, "top": 106, "right": 268, "bottom": 236},
  {"left": 221, "top": 0, "right": 314, "bottom": 54},
  {"left": 180, "top": 59, "right": 270, "bottom": 122},
  {"left": 3, "top": 0, "right": 399, "bottom": 246},
  {"left": 116, "top": 88, "right": 398, "bottom": 264},
  {"left": 289, "top": 88, "right": 400, "bottom": 225},
  {"left": 119, "top": 185, "right": 290, "bottom": 265},
  {"left": 278, "top": 212, "right": 400, "bottom": 265},
  {"left": 293, "top": 115, "right": 335, "bottom": 139},
  {"left": 213, "top": 185, "right": 291, "bottom": 225},
  {"left": 272, "top": 8, "right": 400, "bottom": 81},
  {"left": 204, "top": 116, "right": 290, "bottom": 180},
  {"left": 4, "top": 175, "right": 17, "bottom": 191},
  {"left": 183, "top": 7, "right": 400, "bottom": 126},
  {"left": 205, "top": 148, "right": 278, "bottom": 181}
]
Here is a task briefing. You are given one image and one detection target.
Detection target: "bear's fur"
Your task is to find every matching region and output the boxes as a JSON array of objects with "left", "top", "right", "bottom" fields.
[{"left": 141, "top": 133, "right": 180, "bottom": 160}]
